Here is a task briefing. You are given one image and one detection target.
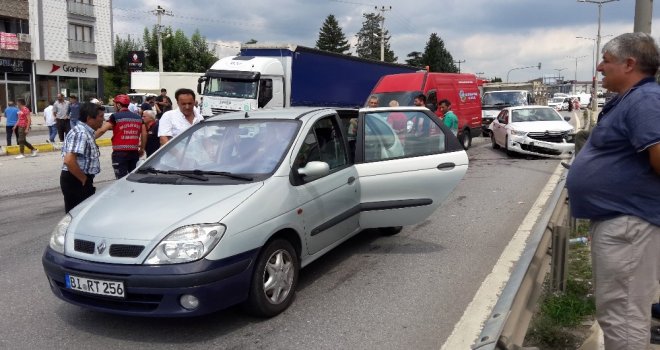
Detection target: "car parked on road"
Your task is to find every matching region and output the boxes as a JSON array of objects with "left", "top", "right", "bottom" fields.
[
  {"left": 547, "top": 97, "right": 566, "bottom": 111},
  {"left": 42, "top": 106, "right": 469, "bottom": 317},
  {"left": 489, "top": 106, "right": 575, "bottom": 158}
]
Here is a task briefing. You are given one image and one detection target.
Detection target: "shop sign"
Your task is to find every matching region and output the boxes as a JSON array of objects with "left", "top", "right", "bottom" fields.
[
  {"left": 128, "top": 51, "right": 145, "bottom": 72},
  {"left": 0, "top": 58, "right": 31, "bottom": 73},
  {"left": 36, "top": 61, "right": 98, "bottom": 78}
]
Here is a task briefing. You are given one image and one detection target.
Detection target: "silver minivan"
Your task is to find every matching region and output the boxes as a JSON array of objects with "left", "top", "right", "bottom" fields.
[{"left": 43, "top": 107, "right": 468, "bottom": 317}]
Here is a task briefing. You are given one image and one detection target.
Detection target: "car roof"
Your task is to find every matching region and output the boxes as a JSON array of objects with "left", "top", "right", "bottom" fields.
[{"left": 206, "top": 107, "right": 346, "bottom": 122}]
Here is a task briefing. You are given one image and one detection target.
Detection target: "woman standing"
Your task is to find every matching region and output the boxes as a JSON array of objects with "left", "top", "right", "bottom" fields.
[{"left": 13, "top": 98, "right": 38, "bottom": 159}]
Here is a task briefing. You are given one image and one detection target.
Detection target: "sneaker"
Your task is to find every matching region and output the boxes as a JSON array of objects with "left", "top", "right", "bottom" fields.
[
  {"left": 15, "top": 154, "right": 25, "bottom": 159},
  {"left": 31, "top": 149, "right": 39, "bottom": 157}
]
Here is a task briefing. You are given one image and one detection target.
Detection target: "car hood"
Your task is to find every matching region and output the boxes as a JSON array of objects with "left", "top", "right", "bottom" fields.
[
  {"left": 68, "top": 179, "right": 263, "bottom": 242},
  {"left": 509, "top": 121, "right": 573, "bottom": 132}
]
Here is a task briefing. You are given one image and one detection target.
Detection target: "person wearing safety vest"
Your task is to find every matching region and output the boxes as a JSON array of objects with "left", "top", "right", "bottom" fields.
[{"left": 96, "top": 94, "right": 146, "bottom": 178}]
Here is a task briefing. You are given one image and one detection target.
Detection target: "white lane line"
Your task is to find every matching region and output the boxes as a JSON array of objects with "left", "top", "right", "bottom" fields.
[{"left": 440, "top": 163, "right": 564, "bottom": 350}]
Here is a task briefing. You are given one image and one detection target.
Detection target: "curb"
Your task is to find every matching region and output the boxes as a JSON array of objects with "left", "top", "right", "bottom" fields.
[{"left": 2, "top": 138, "right": 111, "bottom": 156}]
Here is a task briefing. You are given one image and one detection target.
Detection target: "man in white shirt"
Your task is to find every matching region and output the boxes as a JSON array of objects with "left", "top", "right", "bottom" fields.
[
  {"left": 158, "top": 88, "right": 203, "bottom": 145},
  {"left": 44, "top": 101, "right": 56, "bottom": 143}
]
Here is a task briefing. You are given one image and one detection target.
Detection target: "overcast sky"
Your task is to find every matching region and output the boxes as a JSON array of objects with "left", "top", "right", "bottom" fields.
[{"left": 112, "top": 0, "right": 660, "bottom": 82}]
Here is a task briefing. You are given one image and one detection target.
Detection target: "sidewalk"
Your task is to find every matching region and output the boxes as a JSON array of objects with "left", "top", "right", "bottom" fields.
[{"left": 0, "top": 112, "right": 111, "bottom": 156}]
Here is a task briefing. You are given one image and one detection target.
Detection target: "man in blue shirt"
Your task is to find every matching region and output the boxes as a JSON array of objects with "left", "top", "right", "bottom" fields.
[
  {"left": 566, "top": 32, "right": 660, "bottom": 349},
  {"left": 4, "top": 101, "right": 19, "bottom": 145},
  {"left": 68, "top": 95, "right": 81, "bottom": 128}
]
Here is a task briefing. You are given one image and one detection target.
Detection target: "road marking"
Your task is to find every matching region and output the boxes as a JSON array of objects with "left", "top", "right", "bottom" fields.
[{"left": 440, "top": 163, "right": 564, "bottom": 350}]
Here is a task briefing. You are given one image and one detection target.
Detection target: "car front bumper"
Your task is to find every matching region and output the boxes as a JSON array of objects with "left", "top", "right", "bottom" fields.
[
  {"left": 507, "top": 135, "right": 575, "bottom": 158},
  {"left": 42, "top": 246, "right": 258, "bottom": 317}
]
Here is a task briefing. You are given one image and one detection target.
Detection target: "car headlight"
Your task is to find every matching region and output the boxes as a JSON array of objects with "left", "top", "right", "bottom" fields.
[
  {"left": 144, "top": 224, "right": 226, "bottom": 264},
  {"left": 49, "top": 214, "right": 71, "bottom": 254},
  {"left": 510, "top": 129, "right": 527, "bottom": 136}
]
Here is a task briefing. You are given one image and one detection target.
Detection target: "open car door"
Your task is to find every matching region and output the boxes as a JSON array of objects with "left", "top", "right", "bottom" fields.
[{"left": 353, "top": 107, "right": 469, "bottom": 228}]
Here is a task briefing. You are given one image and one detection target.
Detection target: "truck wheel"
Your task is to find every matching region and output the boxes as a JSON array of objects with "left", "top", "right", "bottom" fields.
[
  {"left": 491, "top": 132, "right": 500, "bottom": 149},
  {"left": 379, "top": 226, "right": 403, "bottom": 236},
  {"left": 460, "top": 130, "right": 472, "bottom": 150},
  {"left": 245, "top": 239, "right": 299, "bottom": 317}
]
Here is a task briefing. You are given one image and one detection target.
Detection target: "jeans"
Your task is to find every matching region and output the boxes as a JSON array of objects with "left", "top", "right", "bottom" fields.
[
  {"left": 5, "top": 126, "right": 18, "bottom": 146},
  {"left": 111, "top": 151, "right": 139, "bottom": 179},
  {"left": 48, "top": 125, "right": 57, "bottom": 142}
]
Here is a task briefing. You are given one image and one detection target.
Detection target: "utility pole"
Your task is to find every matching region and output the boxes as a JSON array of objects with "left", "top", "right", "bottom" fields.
[
  {"left": 374, "top": 5, "right": 391, "bottom": 62},
  {"left": 152, "top": 5, "right": 173, "bottom": 73},
  {"left": 633, "top": 0, "right": 652, "bottom": 34},
  {"left": 567, "top": 55, "right": 587, "bottom": 94},
  {"left": 454, "top": 59, "right": 466, "bottom": 73},
  {"left": 578, "top": 0, "right": 618, "bottom": 115}
]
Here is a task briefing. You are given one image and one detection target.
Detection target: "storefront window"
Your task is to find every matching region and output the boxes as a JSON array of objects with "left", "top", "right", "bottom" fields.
[
  {"left": 80, "top": 78, "right": 97, "bottom": 102},
  {"left": 36, "top": 75, "right": 58, "bottom": 112},
  {"left": 60, "top": 76, "right": 79, "bottom": 98},
  {"left": 7, "top": 83, "right": 32, "bottom": 111}
]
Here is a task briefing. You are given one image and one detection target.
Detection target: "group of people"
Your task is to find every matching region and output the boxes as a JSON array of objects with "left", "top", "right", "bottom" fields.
[
  {"left": 366, "top": 93, "right": 458, "bottom": 136},
  {"left": 1, "top": 99, "right": 39, "bottom": 158},
  {"left": 59, "top": 87, "right": 203, "bottom": 212}
]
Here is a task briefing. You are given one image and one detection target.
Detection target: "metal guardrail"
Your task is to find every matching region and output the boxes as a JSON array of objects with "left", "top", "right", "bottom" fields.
[{"left": 472, "top": 175, "right": 570, "bottom": 350}]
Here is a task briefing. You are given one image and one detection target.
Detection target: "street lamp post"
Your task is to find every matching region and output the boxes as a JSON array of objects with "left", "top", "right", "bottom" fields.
[
  {"left": 578, "top": 0, "right": 619, "bottom": 115},
  {"left": 567, "top": 55, "right": 587, "bottom": 94},
  {"left": 553, "top": 68, "right": 567, "bottom": 83},
  {"left": 506, "top": 63, "right": 542, "bottom": 83}
]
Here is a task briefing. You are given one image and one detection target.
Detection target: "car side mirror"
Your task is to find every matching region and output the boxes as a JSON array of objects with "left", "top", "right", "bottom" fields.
[{"left": 297, "top": 161, "right": 330, "bottom": 181}]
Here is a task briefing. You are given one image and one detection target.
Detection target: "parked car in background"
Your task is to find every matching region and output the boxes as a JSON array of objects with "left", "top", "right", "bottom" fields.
[
  {"left": 489, "top": 105, "right": 575, "bottom": 158},
  {"left": 42, "top": 106, "right": 469, "bottom": 317},
  {"left": 547, "top": 97, "right": 566, "bottom": 111}
]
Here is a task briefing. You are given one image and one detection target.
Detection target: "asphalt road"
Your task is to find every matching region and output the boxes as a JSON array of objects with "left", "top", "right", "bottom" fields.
[{"left": 0, "top": 137, "right": 563, "bottom": 349}]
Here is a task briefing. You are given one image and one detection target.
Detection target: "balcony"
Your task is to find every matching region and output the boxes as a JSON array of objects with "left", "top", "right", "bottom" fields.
[
  {"left": 68, "top": 39, "right": 95, "bottom": 54},
  {"left": 67, "top": 1, "right": 95, "bottom": 18}
]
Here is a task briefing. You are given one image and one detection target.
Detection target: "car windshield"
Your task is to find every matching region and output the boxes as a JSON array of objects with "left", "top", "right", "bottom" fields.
[
  {"left": 511, "top": 108, "right": 563, "bottom": 123},
  {"left": 482, "top": 91, "right": 528, "bottom": 107},
  {"left": 142, "top": 119, "right": 299, "bottom": 179},
  {"left": 203, "top": 77, "right": 258, "bottom": 99},
  {"left": 551, "top": 97, "right": 565, "bottom": 103}
]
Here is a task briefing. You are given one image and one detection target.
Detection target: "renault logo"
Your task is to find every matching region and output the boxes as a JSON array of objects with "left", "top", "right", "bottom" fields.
[{"left": 96, "top": 240, "right": 107, "bottom": 254}]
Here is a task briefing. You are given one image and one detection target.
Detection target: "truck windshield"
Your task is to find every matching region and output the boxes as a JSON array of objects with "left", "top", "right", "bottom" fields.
[
  {"left": 203, "top": 77, "right": 258, "bottom": 99},
  {"left": 482, "top": 91, "right": 528, "bottom": 107},
  {"left": 369, "top": 91, "right": 422, "bottom": 107}
]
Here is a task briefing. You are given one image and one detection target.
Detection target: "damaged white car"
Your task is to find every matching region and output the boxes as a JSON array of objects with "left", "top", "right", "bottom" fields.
[{"left": 489, "top": 106, "right": 575, "bottom": 158}]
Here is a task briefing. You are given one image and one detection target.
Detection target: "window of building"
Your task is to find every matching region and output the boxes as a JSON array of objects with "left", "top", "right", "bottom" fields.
[
  {"left": 0, "top": 16, "right": 29, "bottom": 34},
  {"left": 71, "top": 0, "right": 93, "bottom": 3},
  {"left": 68, "top": 24, "right": 93, "bottom": 42}
]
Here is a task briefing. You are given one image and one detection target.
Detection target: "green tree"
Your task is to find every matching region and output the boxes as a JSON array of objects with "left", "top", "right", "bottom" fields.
[
  {"left": 104, "top": 35, "right": 142, "bottom": 98},
  {"left": 405, "top": 51, "right": 424, "bottom": 67},
  {"left": 354, "top": 13, "right": 396, "bottom": 62},
  {"left": 315, "top": 14, "right": 350, "bottom": 54},
  {"left": 421, "top": 33, "right": 458, "bottom": 73},
  {"left": 142, "top": 26, "right": 215, "bottom": 72},
  {"left": 189, "top": 30, "right": 217, "bottom": 72}
]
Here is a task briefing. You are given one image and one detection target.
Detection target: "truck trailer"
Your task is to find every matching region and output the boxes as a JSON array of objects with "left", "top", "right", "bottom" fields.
[
  {"left": 130, "top": 71, "right": 203, "bottom": 109},
  {"left": 197, "top": 44, "right": 420, "bottom": 117}
]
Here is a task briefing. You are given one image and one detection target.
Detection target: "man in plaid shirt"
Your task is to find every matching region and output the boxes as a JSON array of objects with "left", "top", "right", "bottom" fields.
[{"left": 60, "top": 102, "right": 106, "bottom": 213}]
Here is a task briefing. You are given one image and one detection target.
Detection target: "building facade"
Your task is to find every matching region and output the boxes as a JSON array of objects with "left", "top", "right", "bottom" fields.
[
  {"left": 0, "top": 0, "right": 32, "bottom": 112},
  {"left": 29, "top": 0, "right": 113, "bottom": 112}
]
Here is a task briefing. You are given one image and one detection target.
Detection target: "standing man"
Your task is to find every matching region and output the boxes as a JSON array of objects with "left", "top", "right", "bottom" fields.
[
  {"left": 4, "top": 101, "right": 19, "bottom": 146},
  {"left": 566, "top": 32, "right": 660, "bottom": 350},
  {"left": 52, "top": 93, "right": 70, "bottom": 142},
  {"left": 68, "top": 95, "right": 81, "bottom": 128},
  {"left": 44, "top": 100, "right": 56, "bottom": 143},
  {"left": 438, "top": 99, "right": 458, "bottom": 136},
  {"left": 413, "top": 94, "right": 426, "bottom": 107},
  {"left": 95, "top": 94, "right": 145, "bottom": 178},
  {"left": 13, "top": 98, "right": 38, "bottom": 159},
  {"left": 141, "top": 110, "right": 160, "bottom": 157},
  {"left": 367, "top": 95, "right": 379, "bottom": 108},
  {"left": 155, "top": 88, "right": 172, "bottom": 119},
  {"left": 158, "top": 88, "right": 203, "bottom": 145},
  {"left": 60, "top": 103, "right": 105, "bottom": 213}
]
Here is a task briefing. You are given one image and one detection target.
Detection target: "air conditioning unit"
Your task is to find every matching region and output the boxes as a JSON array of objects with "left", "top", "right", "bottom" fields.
[{"left": 17, "top": 33, "right": 31, "bottom": 43}]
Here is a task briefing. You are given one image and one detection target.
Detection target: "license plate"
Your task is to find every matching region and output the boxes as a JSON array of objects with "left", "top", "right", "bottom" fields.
[{"left": 65, "top": 274, "right": 125, "bottom": 298}]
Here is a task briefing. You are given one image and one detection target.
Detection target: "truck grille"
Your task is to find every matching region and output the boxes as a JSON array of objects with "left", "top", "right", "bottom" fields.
[{"left": 211, "top": 108, "right": 236, "bottom": 115}]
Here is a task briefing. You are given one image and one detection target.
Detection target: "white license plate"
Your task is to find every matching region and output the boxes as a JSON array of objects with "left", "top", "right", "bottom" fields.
[{"left": 65, "top": 274, "right": 125, "bottom": 298}]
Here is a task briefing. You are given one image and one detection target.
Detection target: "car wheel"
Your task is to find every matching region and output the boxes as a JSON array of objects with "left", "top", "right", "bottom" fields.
[
  {"left": 482, "top": 130, "right": 490, "bottom": 138},
  {"left": 246, "top": 239, "right": 299, "bottom": 317},
  {"left": 460, "top": 129, "right": 472, "bottom": 150},
  {"left": 379, "top": 226, "right": 403, "bottom": 236},
  {"left": 491, "top": 132, "right": 500, "bottom": 149},
  {"left": 504, "top": 136, "right": 515, "bottom": 157}
]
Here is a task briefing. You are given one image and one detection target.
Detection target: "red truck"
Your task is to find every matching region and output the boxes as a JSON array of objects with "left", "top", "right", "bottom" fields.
[{"left": 368, "top": 72, "right": 483, "bottom": 149}]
